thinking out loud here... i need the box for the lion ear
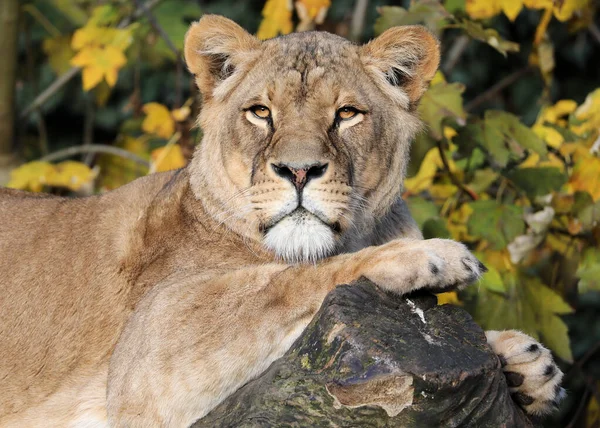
[360,26,440,107]
[184,15,261,97]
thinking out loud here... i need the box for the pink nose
[271,163,328,192]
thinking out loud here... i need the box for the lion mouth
[260,207,341,236]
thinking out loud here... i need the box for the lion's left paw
[485,330,566,415]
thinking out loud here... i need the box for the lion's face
[185,16,439,263]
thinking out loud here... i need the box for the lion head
[184,15,439,263]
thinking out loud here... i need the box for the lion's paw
[362,238,486,295]
[486,330,566,415]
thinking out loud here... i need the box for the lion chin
[263,209,336,263]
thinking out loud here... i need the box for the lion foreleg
[106,238,482,427]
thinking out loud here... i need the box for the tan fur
[0,15,561,427]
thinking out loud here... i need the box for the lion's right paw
[361,238,486,295]
[486,330,566,415]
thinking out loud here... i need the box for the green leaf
[468,200,525,249]
[477,261,506,293]
[523,277,573,362]
[577,248,600,294]
[419,82,466,140]
[454,19,519,56]
[542,122,584,144]
[375,3,450,35]
[465,273,573,362]
[578,199,600,230]
[406,197,439,229]
[422,218,451,239]
[468,168,498,194]
[481,111,547,167]
[505,167,567,197]
[152,0,202,59]
[454,122,484,157]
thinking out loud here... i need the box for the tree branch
[464,66,533,112]
[39,144,150,168]
[588,22,600,46]
[350,0,369,41]
[442,35,470,75]
[437,141,478,200]
[0,0,19,156]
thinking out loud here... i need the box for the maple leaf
[257,0,294,40]
[151,144,186,173]
[7,161,95,192]
[71,45,126,90]
[7,161,56,192]
[142,103,175,139]
[295,0,331,29]
[43,36,75,75]
[70,17,133,91]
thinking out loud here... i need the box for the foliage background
[1,0,599,426]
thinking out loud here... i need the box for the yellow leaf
[524,0,591,22]
[7,161,56,192]
[552,0,590,21]
[47,161,96,191]
[429,183,458,199]
[520,152,564,170]
[151,144,186,172]
[71,45,127,90]
[296,0,330,19]
[587,384,600,428]
[532,99,577,148]
[567,156,600,201]
[404,148,441,193]
[257,0,293,40]
[142,103,175,139]
[447,203,475,242]
[466,0,502,20]
[500,0,523,21]
[430,71,446,86]
[443,126,457,140]
[71,25,133,51]
[43,36,75,75]
[171,106,191,122]
[437,291,462,306]
[573,88,600,137]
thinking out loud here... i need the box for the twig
[35,109,49,155]
[19,0,163,119]
[136,0,179,56]
[465,66,533,112]
[442,35,470,75]
[350,0,369,41]
[564,387,591,428]
[588,22,600,46]
[149,131,181,174]
[39,144,150,167]
[135,0,184,107]
[568,340,600,377]
[437,141,478,200]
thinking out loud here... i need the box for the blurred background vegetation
[0,0,599,426]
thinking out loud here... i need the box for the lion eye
[250,105,271,119]
[336,107,358,120]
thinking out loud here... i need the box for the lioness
[0,15,564,427]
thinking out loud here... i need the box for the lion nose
[271,162,328,192]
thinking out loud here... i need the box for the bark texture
[194,279,532,427]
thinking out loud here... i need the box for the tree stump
[193,279,532,427]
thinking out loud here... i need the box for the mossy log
[194,279,532,427]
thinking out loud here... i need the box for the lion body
[0,15,562,427]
